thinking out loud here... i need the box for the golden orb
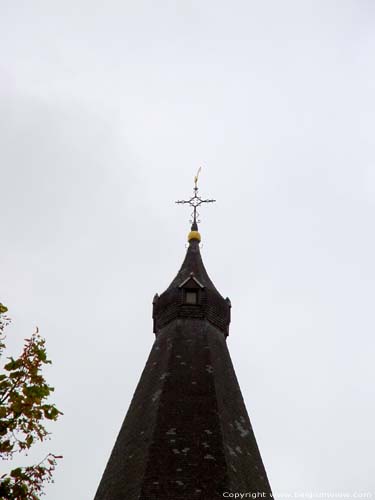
[188,230,201,242]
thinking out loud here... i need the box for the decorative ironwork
[175,167,216,225]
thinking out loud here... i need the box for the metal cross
[175,167,216,226]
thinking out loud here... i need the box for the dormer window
[185,290,198,304]
[179,273,204,306]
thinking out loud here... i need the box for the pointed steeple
[93,174,273,500]
[153,227,231,337]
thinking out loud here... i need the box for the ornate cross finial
[175,168,216,228]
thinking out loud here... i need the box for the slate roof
[94,233,273,500]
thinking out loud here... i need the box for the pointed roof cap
[167,237,219,294]
[153,225,231,336]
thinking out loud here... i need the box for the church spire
[175,167,216,243]
[93,173,273,500]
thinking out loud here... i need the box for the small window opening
[185,290,198,304]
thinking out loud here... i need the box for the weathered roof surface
[94,319,272,500]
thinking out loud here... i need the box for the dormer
[179,273,204,305]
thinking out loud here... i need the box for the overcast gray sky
[1,1,374,499]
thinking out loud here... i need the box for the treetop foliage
[0,303,62,500]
